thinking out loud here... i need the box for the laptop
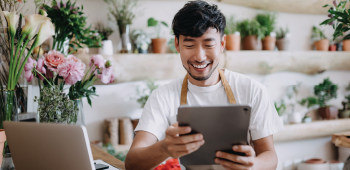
[3,121,119,170]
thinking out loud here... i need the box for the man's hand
[215,145,255,170]
[161,122,205,158]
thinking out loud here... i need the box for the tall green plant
[104,0,138,27]
[238,19,265,39]
[224,15,240,35]
[256,12,277,36]
[148,18,168,38]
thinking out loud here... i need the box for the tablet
[177,104,251,165]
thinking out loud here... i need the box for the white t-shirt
[135,69,283,142]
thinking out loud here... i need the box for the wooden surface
[332,131,350,148]
[91,144,126,170]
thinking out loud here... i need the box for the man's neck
[188,69,221,87]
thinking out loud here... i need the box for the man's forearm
[125,140,169,170]
[253,151,278,170]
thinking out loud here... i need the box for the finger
[216,151,254,166]
[171,140,205,152]
[173,133,203,144]
[215,158,251,170]
[175,142,204,158]
[166,125,191,137]
[233,145,255,156]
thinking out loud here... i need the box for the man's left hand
[215,145,255,170]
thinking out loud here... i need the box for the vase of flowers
[95,22,114,55]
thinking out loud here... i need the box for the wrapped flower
[24,57,37,82]
[44,50,66,72]
[57,57,86,85]
[90,54,105,69]
[36,58,46,81]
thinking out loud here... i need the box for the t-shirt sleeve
[249,85,284,141]
[134,89,170,141]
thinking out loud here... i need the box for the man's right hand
[161,122,205,158]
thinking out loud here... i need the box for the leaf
[147,18,158,27]
[87,96,92,107]
[161,21,168,27]
[320,18,336,25]
[344,33,350,40]
[323,4,331,7]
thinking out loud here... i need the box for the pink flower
[90,54,105,69]
[57,59,86,85]
[109,71,115,84]
[24,57,37,82]
[44,50,66,72]
[100,61,115,84]
[36,58,46,80]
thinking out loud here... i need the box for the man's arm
[215,135,277,170]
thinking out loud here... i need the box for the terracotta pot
[343,39,350,51]
[262,36,276,51]
[0,130,6,167]
[151,38,167,54]
[314,39,329,51]
[242,35,262,50]
[276,38,290,51]
[226,34,241,51]
[318,106,339,120]
[305,158,326,164]
[329,44,337,51]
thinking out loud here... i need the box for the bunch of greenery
[256,12,277,36]
[237,19,265,39]
[34,85,78,124]
[104,0,138,27]
[274,101,286,116]
[320,0,350,40]
[276,27,289,39]
[43,0,102,54]
[94,22,114,41]
[224,15,240,35]
[102,143,128,162]
[136,79,159,108]
[344,83,350,108]
[311,26,327,42]
[300,78,338,108]
[148,18,168,38]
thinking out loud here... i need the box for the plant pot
[343,39,350,51]
[151,38,167,54]
[305,158,326,164]
[262,36,276,51]
[302,116,312,123]
[242,35,262,50]
[339,109,350,118]
[99,40,114,55]
[314,39,329,51]
[329,44,337,51]
[318,106,338,120]
[137,43,149,54]
[276,38,290,51]
[0,130,6,167]
[288,112,302,124]
[226,33,240,51]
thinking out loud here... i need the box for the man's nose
[193,46,206,62]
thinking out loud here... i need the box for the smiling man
[125,1,283,170]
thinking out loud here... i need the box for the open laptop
[3,121,119,170]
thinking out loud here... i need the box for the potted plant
[311,26,329,51]
[276,27,291,51]
[238,19,265,50]
[135,79,159,108]
[321,0,350,51]
[274,101,286,123]
[95,22,114,55]
[256,12,277,51]
[131,30,151,54]
[104,0,138,53]
[224,15,241,51]
[148,18,169,54]
[339,83,350,118]
[300,78,338,119]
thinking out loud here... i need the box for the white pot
[99,40,114,55]
[288,112,302,124]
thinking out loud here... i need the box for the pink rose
[36,58,46,81]
[57,59,86,85]
[44,50,66,72]
[90,54,105,69]
[24,57,37,82]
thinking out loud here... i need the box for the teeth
[193,64,208,68]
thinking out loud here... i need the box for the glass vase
[74,99,85,126]
[118,22,132,53]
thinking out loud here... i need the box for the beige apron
[180,69,236,170]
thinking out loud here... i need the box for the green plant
[102,143,128,162]
[299,97,320,108]
[256,12,277,36]
[224,15,240,35]
[94,22,114,41]
[320,0,350,41]
[147,17,168,38]
[311,26,327,42]
[237,19,265,39]
[131,29,151,49]
[276,27,289,39]
[104,0,138,27]
[275,101,286,116]
[136,79,159,108]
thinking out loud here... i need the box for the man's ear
[175,36,180,53]
[221,34,226,52]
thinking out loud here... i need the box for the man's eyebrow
[204,38,215,42]
[183,37,195,42]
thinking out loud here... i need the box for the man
[125,1,283,170]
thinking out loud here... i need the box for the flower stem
[14,44,37,86]
[7,36,15,90]
[12,38,31,89]
[12,36,26,87]
[34,69,52,87]
[83,65,94,82]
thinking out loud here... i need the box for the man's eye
[185,45,194,48]
[205,45,214,47]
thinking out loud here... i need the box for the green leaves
[237,19,265,39]
[147,17,169,38]
[68,78,98,107]
[320,18,336,25]
[314,78,338,107]
[256,12,277,37]
[148,17,158,27]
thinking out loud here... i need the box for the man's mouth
[191,63,210,69]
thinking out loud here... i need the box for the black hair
[172,0,226,41]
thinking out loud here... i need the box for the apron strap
[180,69,236,105]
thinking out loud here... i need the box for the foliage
[320,0,350,41]
[147,17,168,38]
[131,29,151,48]
[276,27,289,39]
[299,97,320,108]
[256,12,277,36]
[311,26,327,41]
[224,15,240,35]
[102,143,128,162]
[104,0,138,27]
[136,79,159,108]
[34,0,50,13]
[34,85,78,124]
[44,0,102,54]
[68,78,97,107]
[94,22,114,41]
[274,101,286,116]
[237,19,265,39]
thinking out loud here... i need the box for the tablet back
[177,105,251,165]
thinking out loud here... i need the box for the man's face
[175,28,226,81]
